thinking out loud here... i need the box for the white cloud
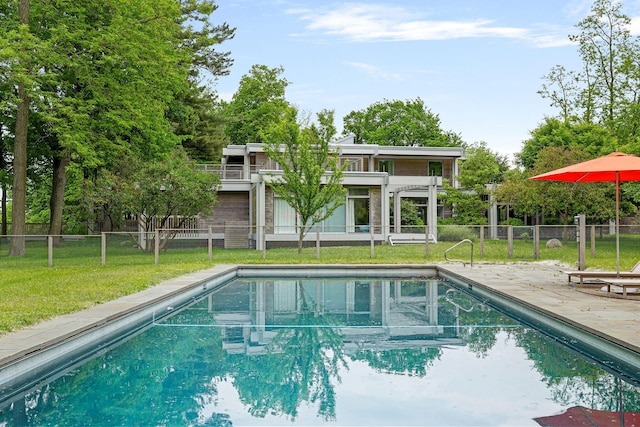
[288,3,572,47]
[630,16,640,35]
[343,61,402,80]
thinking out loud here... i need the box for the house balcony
[197,157,365,181]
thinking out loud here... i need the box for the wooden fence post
[370,225,375,259]
[101,232,106,266]
[154,229,160,265]
[48,235,53,267]
[208,226,213,262]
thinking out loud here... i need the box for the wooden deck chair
[564,260,640,286]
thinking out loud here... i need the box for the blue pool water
[2,276,640,426]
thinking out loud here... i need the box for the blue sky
[211,0,640,159]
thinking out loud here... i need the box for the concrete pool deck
[2,262,640,372]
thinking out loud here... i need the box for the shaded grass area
[1,234,638,335]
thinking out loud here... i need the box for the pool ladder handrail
[444,239,474,267]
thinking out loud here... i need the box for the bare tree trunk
[297,226,304,254]
[48,147,71,246]
[9,0,30,256]
[1,182,7,235]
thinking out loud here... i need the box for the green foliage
[0,0,234,254]
[262,109,348,253]
[398,199,424,228]
[538,0,640,150]
[90,148,219,249]
[518,118,617,170]
[342,98,461,146]
[225,64,292,144]
[436,225,477,242]
[501,218,525,227]
[439,184,489,225]
[170,84,230,162]
[458,142,509,192]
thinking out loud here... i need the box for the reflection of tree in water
[0,315,228,426]
[231,283,348,422]
[351,347,441,377]
[513,328,640,413]
[445,287,640,412]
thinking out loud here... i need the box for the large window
[274,198,296,233]
[323,203,346,233]
[347,188,370,232]
[273,188,369,233]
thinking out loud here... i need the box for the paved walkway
[2,262,640,370]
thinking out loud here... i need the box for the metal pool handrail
[444,239,474,267]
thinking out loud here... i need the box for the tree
[539,0,640,149]
[570,0,632,129]
[225,64,291,145]
[262,109,348,253]
[518,118,617,170]
[499,146,617,225]
[458,142,509,192]
[0,0,234,253]
[5,0,33,255]
[342,98,461,147]
[538,65,581,123]
[439,142,508,225]
[171,84,229,162]
[97,148,219,251]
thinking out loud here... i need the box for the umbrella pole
[616,172,620,277]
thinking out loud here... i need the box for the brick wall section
[204,192,250,228]
[391,159,428,176]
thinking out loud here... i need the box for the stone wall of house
[370,186,381,233]
[265,187,274,234]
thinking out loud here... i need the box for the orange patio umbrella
[530,152,640,275]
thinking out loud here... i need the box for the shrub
[437,225,476,242]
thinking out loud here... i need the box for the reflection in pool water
[2,278,640,426]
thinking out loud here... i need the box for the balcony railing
[198,157,365,180]
[196,164,260,180]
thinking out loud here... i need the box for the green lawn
[1,235,637,335]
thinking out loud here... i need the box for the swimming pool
[1,266,640,425]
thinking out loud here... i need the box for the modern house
[198,136,465,250]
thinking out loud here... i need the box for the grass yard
[1,233,638,335]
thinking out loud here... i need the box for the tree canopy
[343,98,462,147]
[538,0,640,152]
[224,64,292,145]
[0,0,234,253]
